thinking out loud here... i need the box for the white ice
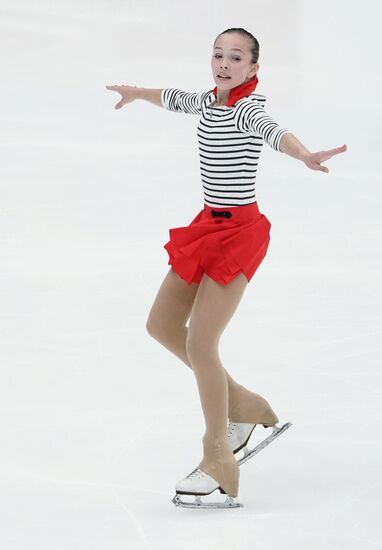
[0,0,381,549]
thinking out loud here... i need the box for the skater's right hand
[105,84,139,110]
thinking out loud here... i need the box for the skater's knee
[146,319,164,341]
[146,319,182,346]
[185,333,216,364]
[145,320,151,333]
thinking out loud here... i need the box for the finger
[327,145,347,156]
[318,148,344,162]
[311,162,329,173]
[334,145,347,155]
[106,85,121,91]
[315,161,329,172]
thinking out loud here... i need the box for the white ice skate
[228,421,292,466]
[172,468,243,509]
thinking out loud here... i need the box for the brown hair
[214,28,260,64]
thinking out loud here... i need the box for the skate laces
[186,468,205,481]
[228,422,237,437]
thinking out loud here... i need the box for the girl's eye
[213,54,241,61]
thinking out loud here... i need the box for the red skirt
[163,201,271,286]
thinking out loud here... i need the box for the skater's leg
[184,272,250,496]
[186,272,248,439]
[146,267,242,392]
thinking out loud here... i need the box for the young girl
[106,27,347,509]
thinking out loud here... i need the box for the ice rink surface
[0,0,381,548]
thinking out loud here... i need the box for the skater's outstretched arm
[279,133,348,173]
[105,84,164,109]
[106,84,210,115]
[234,99,348,173]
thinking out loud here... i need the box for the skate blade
[236,421,292,466]
[172,493,243,509]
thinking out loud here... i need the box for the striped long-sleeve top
[161,88,290,207]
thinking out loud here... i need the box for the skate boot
[228,385,292,466]
[172,434,243,509]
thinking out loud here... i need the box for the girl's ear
[249,62,259,78]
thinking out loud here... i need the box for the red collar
[212,75,259,107]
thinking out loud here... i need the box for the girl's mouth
[217,75,231,80]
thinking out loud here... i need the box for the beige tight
[146,267,278,496]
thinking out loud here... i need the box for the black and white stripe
[161,88,290,207]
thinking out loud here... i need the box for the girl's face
[211,33,259,90]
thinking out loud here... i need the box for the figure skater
[106,27,347,509]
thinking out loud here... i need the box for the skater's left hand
[303,144,347,173]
